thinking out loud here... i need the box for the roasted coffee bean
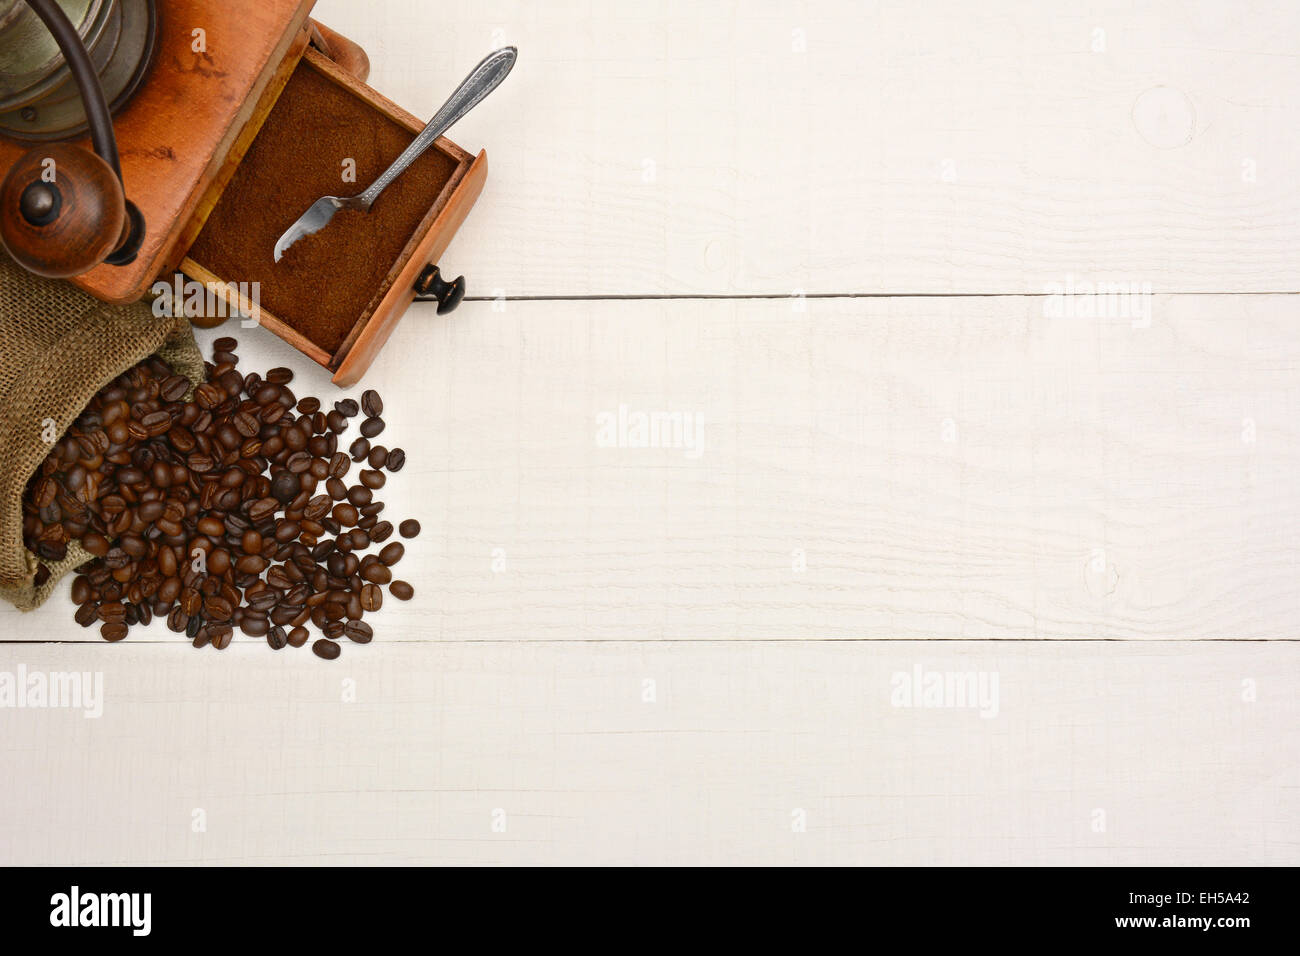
[349,437,370,461]
[101,621,127,642]
[297,396,320,414]
[179,588,202,616]
[312,638,341,660]
[270,604,298,626]
[213,336,238,352]
[305,494,332,521]
[347,485,373,507]
[359,416,384,438]
[157,576,182,604]
[267,625,288,650]
[253,383,281,406]
[328,452,351,478]
[361,561,391,585]
[204,596,234,621]
[98,600,126,623]
[360,582,383,611]
[369,521,394,543]
[359,469,385,490]
[287,626,309,648]
[332,503,359,527]
[235,554,268,576]
[208,549,232,576]
[161,375,191,402]
[326,410,347,433]
[326,477,347,501]
[379,542,405,566]
[399,519,421,539]
[366,445,387,469]
[360,389,382,417]
[246,589,278,613]
[141,410,172,436]
[344,620,373,644]
[194,382,224,408]
[210,625,233,650]
[266,367,294,385]
[197,516,224,536]
[247,497,277,523]
[389,580,414,601]
[270,470,301,503]
[335,398,359,417]
[385,448,405,472]
[70,576,92,604]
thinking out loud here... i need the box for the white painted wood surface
[2,0,1298,865]
[1,641,1294,866]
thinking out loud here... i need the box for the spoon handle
[358,46,517,208]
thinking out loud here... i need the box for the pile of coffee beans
[21,337,418,660]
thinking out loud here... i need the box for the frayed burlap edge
[0,258,205,612]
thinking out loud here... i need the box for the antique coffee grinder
[0,0,156,276]
[0,0,493,386]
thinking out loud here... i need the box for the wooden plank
[0,640,1293,865]
[4,293,1298,643]
[310,0,1300,296]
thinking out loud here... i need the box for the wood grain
[0,640,1292,865]
[313,0,1300,296]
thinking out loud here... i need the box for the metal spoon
[273,46,516,262]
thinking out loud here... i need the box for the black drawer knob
[414,264,465,315]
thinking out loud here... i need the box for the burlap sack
[0,257,205,611]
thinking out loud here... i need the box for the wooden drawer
[180,45,486,386]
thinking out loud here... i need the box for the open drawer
[180,45,486,386]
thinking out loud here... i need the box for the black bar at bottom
[0,865,1286,944]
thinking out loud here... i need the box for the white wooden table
[1,0,1297,865]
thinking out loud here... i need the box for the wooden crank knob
[0,143,127,278]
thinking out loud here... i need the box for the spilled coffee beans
[21,340,426,661]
